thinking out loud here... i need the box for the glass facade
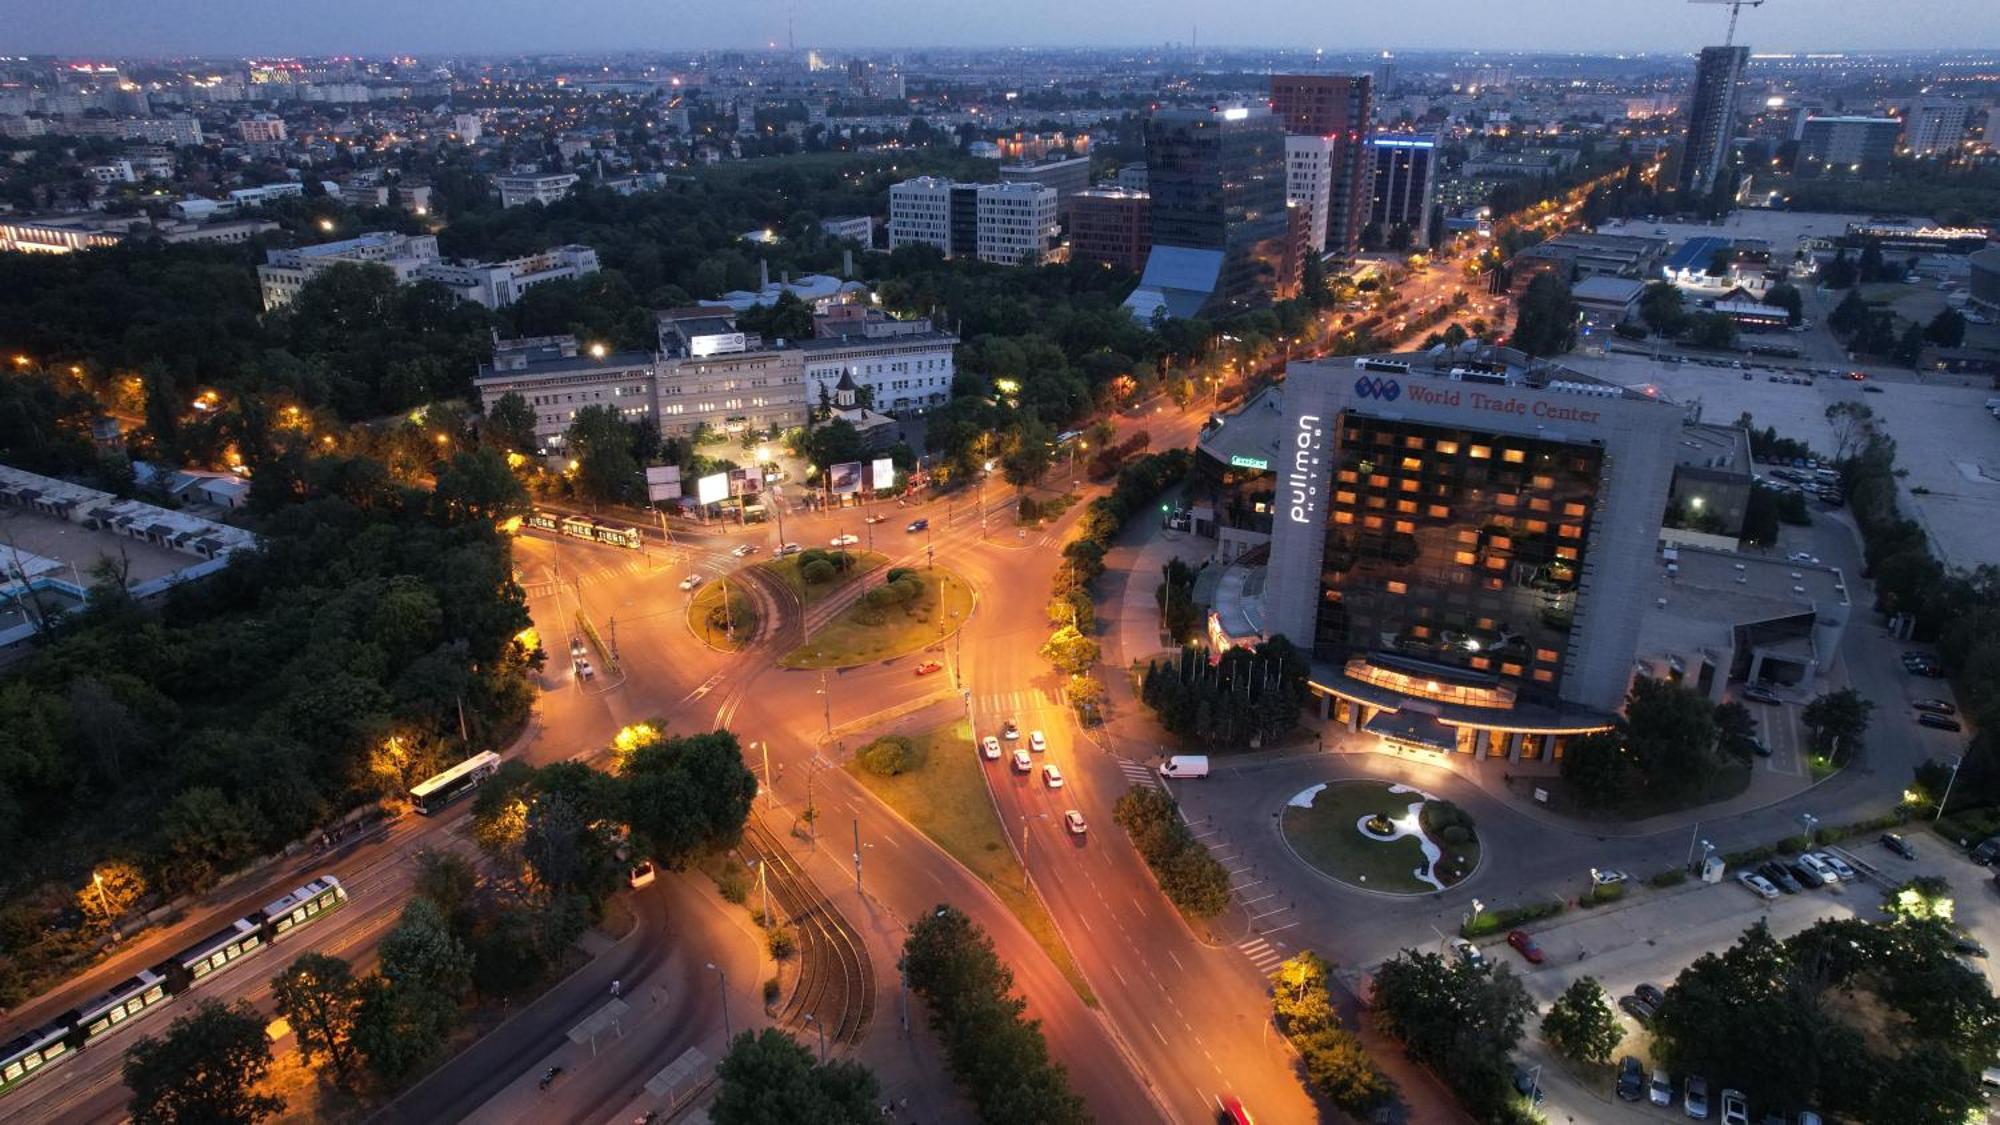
[1313,414,1603,702]
[1145,109,1295,314]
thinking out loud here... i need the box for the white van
[1158,755,1210,779]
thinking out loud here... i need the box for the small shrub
[1580,882,1626,908]
[1722,844,1775,866]
[1018,496,1040,522]
[857,735,922,777]
[1441,824,1472,846]
[1648,869,1688,888]
[1776,834,1810,855]
[767,926,798,960]
[763,976,780,1004]
[886,566,915,583]
[800,558,836,585]
[714,860,750,904]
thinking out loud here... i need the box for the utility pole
[757,859,770,924]
[607,614,619,662]
[852,818,862,893]
[761,741,778,807]
[820,669,832,736]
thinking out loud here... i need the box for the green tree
[124,1000,284,1125]
[1685,311,1738,350]
[1622,677,1720,797]
[271,952,361,1083]
[1822,248,1858,289]
[483,391,538,452]
[1713,700,1759,760]
[1541,975,1622,1064]
[1801,687,1874,764]
[1370,948,1533,1116]
[1827,288,1869,336]
[1925,308,1967,349]
[412,848,481,940]
[711,1028,881,1125]
[1897,321,1927,368]
[76,859,147,933]
[1639,281,1688,336]
[155,787,264,895]
[431,447,528,525]
[1037,625,1101,676]
[1762,282,1804,326]
[619,729,757,868]
[856,735,920,776]
[564,404,642,504]
[351,973,460,1082]
[1511,272,1578,357]
[379,897,473,999]
[1295,1025,1392,1113]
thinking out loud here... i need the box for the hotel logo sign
[1287,414,1324,525]
[1353,375,1402,401]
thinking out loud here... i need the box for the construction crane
[1688,0,1767,47]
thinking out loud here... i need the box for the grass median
[760,548,885,606]
[686,578,757,652]
[844,719,1096,1005]
[781,565,974,669]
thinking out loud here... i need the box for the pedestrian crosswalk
[1115,758,1162,790]
[1238,936,1287,974]
[973,689,1059,716]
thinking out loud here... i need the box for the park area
[760,547,884,606]
[843,721,1091,1001]
[781,564,974,669]
[1281,779,1481,894]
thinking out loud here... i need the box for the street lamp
[1798,812,1819,844]
[804,1012,826,1062]
[1936,756,1964,822]
[704,962,731,1039]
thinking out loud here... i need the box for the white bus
[409,751,502,815]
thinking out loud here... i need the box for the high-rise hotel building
[1261,349,1683,761]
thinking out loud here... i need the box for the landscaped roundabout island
[1281,779,1482,894]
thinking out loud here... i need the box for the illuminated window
[1496,493,1518,508]
[1428,504,1450,518]
[1483,577,1504,591]
[1333,511,1354,525]
[1457,529,1479,543]
[1536,648,1560,663]
[1394,519,1415,533]
[1501,662,1524,677]
[1555,546,1579,560]
[1533,669,1556,683]
[1485,557,1507,570]
[1470,656,1492,670]
[1491,515,1515,528]
[1336,490,1357,505]
[1366,495,1386,509]
[1338,470,1358,483]
[1364,515,1385,530]
[1396,500,1418,514]
[1470,444,1492,459]
[1559,523,1584,539]
[1532,474,1555,490]
[1529,497,1551,512]
[1477,617,1496,630]
[1400,456,1422,472]
[1502,448,1526,464]
[1369,474,1389,488]
[1385,580,1408,595]
[1399,479,1420,493]
[1411,625,1432,638]
[1454,550,1478,565]
[1563,502,1587,517]
[1436,440,1459,455]
[1490,536,1513,551]
[1525,519,1550,533]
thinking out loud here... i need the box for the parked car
[1794,853,1839,886]
[1634,982,1667,1009]
[1619,994,1658,1023]
[1506,929,1545,964]
[829,533,859,547]
[1737,871,1780,899]
[981,736,1001,760]
[1742,684,1782,705]
[1651,1069,1675,1106]
[1720,1088,1749,1125]
[905,518,929,533]
[1913,699,1958,715]
[1513,1067,1544,1104]
[1685,1076,1713,1118]
[1787,551,1819,564]
[1879,832,1917,860]
[1011,749,1032,772]
[1918,713,1964,732]
[1042,764,1065,789]
[1758,861,1802,894]
[1748,738,1774,758]
[863,514,887,524]
[1811,851,1855,881]
[914,660,944,676]
[1971,836,2000,865]
[1617,1057,1646,1101]
[1862,384,1884,393]
[1450,938,1484,968]
[1064,810,1087,835]
[1590,868,1630,886]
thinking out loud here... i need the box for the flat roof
[1667,235,1733,272]
[1656,543,1848,624]
[476,350,654,381]
[1196,384,1289,469]
[1572,275,1645,304]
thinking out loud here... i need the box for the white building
[888,176,953,254]
[451,113,482,144]
[1904,98,1970,158]
[86,160,136,184]
[122,116,203,146]
[496,172,580,208]
[420,245,601,309]
[820,215,875,243]
[235,113,287,144]
[1286,134,1335,256]
[341,179,432,214]
[257,231,600,311]
[975,181,1058,266]
[227,182,306,207]
[799,317,957,416]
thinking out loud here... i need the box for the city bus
[408,751,502,815]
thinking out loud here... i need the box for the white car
[1719,1088,1749,1125]
[1030,730,1047,752]
[1650,1069,1673,1106]
[1811,851,1855,881]
[981,736,1002,760]
[574,656,594,681]
[777,542,803,556]
[1064,810,1087,835]
[1012,749,1032,773]
[1042,764,1065,789]
[1787,551,1820,564]
[731,544,758,558]
[1685,1076,1710,1119]
[1794,853,1838,886]
[829,533,859,547]
[627,861,656,889]
[1590,867,1629,886]
[1450,938,1484,968]
[678,574,703,591]
[1737,871,1779,900]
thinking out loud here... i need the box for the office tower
[1680,45,1749,196]
[1904,98,1970,158]
[1123,105,1297,321]
[1797,116,1901,177]
[1069,188,1151,272]
[887,176,1056,265]
[1368,135,1438,248]
[997,155,1093,222]
[887,177,952,254]
[974,182,1059,266]
[1269,74,1373,259]
[1286,134,1334,256]
[1262,350,1683,755]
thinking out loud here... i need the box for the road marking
[1150,1020,1169,1047]
[1110,963,1127,987]
[1167,949,1185,972]
[1240,892,1277,906]
[1258,920,1302,935]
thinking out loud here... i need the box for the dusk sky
[10,0,1992,57]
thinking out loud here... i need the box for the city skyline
[9,0,1996,57]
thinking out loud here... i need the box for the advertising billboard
[829,461,863,495]
[727,468,762,497]
[644,465,682,502]
[871,457,896,491]
[696,472,729,506]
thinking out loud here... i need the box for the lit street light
[1936,756,1964,822]
[704,961,731,1039]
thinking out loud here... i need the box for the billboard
[727,468,762,497]
[829,461,863,496]
[871,457,896,490]
[696,472,729,506]
[644,465,681,502]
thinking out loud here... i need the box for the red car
[1506,929,1545,964]
[914,660,944,676]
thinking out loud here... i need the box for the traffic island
[843,721,1095,1004]
[1281,779,1481,895]
[686,579,758,652]
[760,548,885,606]
[780,565,974,669]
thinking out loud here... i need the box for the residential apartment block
[256,231,600,311]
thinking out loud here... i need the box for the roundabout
[1280,778,1482,895]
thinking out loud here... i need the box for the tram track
[739,820,875,1046]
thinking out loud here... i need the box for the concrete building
[1681,45,1748,196]
[476,336,660,451]
[1904,98,1970,158]
[975,181,1059,266]
[1571,275,1646,329]
[1116,163,1148,190]
[1367,134,1438,248]
[1634,544,1849,700]
[496,172,580,208]
[887,176,953,254]
[419,245,602,310]
[235,113,287,143]
[1511,232,1669,287]
[799,316,958,416]
[451,113,482,143]
[1667,421,1753,538]
[1247,347,1685,762]
[997,155,1092,222]
[1268,74,1373,259]
[1286,134,1334,257]
[1124,105,1299,321]
[341,179,432,214]
[1797,116,1901,177]
[819,215,875,243]
[123,116,203,146]
[1970,247,2000,314]
[257,232,600,312]
[1068,188,1151,272]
